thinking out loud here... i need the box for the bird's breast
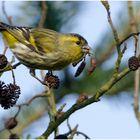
[11,42,72,70]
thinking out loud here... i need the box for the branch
[15,91,49,107]
[133,36,139,122]
[12,91,50,122]
[14,108,47,135]
[76,131,90,139]
[128,1,140,123]
[42,67,131,138]
[46,89,58,137]
[101,0,120,54]
[119,32,140,47]
[38,1,47,28]
[128,1,138,33]
[113,43,127,75]
[101,0,125,75]
[66,118,90,139]
[2,1,12,25]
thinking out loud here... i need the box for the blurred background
[0,1,140,139]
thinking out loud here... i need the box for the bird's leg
[29,69,48,86]
[12,62,21,69]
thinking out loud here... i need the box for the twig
[2,1,12,25]
[113,42,127,75]
[134,36,140,122]
[57,103,66,114]
[9,56,16,84]
[67,118,72,131]
[14,106,21,118]
[11,68,16,85]
[122,42,127,54]
[128,1,140,123]
[15,91,49,107]
[68,124,78,139]
[12,91,49,130]
[127,1,138,54]
[76,131,90,139]
[2,45,8,55]
[101,0,120,54]
[12,62,21,69]
[101,0,122,74]
[128,1,138,33]
[38,1,47,28]
[97,23,135,66]
[46,89,58,136]
[14,109,47,135]
[119,32,140,47]
[134,35,138,55]
[10,56,15,64]
[0,62,21,74]
[13,91,49,123]
[66,118,89,139]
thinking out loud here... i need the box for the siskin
[0,22,91,74]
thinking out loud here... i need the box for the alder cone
[128,56,139,71]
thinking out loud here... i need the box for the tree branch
[101,0,120,54]
[38,1,47,28]
[15,91,49,107]
[2,1,13,25]
[119,32,140,47]
[128,1,140,123]
[42,67,131,138]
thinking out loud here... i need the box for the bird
[0,22,91,84]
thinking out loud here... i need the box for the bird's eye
[76,41,81,45]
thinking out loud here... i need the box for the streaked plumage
[0,22,90,70]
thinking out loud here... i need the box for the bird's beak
[82,45,91,54]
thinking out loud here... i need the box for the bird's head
[58,33,92,65]
[68,33,91,55]
[59,33,91,54]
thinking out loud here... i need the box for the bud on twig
[5,117,18,129]
[77,95,88,103]
[56,111,65,119]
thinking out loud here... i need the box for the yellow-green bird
[0,22,91,74]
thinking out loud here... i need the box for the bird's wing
[31,28,59,53]
[0,22,60,55]
[7,27,40,54]
[0,22,40,54]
